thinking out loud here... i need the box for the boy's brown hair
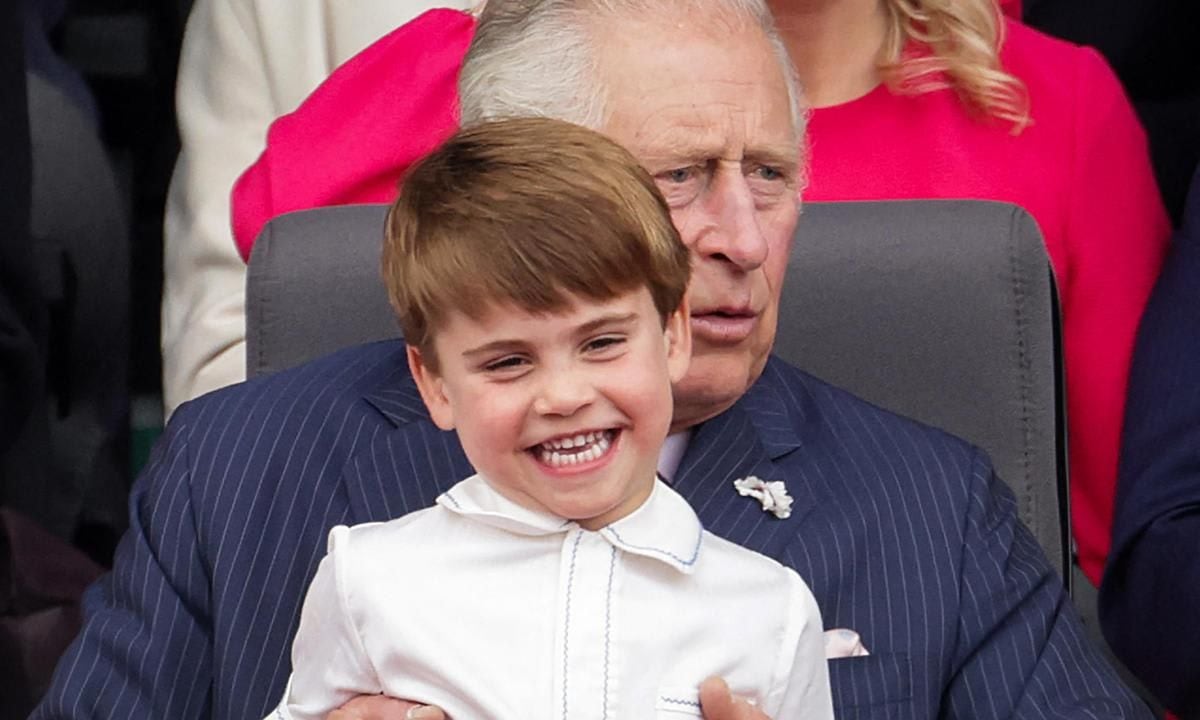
[382,117,691,369]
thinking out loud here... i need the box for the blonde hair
[878,0,1030,132]
[383,117,690,369]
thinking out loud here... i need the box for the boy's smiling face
[408,288,690,530]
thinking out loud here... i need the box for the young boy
[271,118,834,720]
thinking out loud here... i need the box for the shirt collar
[436,474,704,575]
[599,480,703,575]
[656,430,691,484]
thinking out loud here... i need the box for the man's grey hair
[458,0,806,139]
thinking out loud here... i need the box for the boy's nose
[533,371,596,417]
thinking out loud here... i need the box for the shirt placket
[554,528,620,720]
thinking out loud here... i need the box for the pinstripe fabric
[34,341,1147,719]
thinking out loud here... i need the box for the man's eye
[655,166,705,206]
[664,167,695,184]
[754,165,784,181]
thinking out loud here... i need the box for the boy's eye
[482,355,529,373]
[584,335,626,355]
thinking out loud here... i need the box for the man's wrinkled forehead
[595,38,799,172]
[594,12,795,119]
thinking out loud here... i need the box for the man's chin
[671,359,755,432]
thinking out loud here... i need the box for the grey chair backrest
[247,200,1068,578]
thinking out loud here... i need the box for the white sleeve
[766,569,835,720]
[161,0,276,414]
[273,526,383,720]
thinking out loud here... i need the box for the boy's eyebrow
[574,311,639,337]
[460,311,640,360]
[461,339,529,361]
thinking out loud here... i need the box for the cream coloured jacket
[162,0,472,414]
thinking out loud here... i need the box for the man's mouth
[690,308,758,343]
[531,429,617,468]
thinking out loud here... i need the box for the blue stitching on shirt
[442,490,462,509]
[660,696,703,708]
[605,525,702,567]
[563,530,583,719]
[602,544,616,720]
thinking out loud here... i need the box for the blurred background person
[2,11,104,720]
[1,0,45,464]
[160,0,473,416]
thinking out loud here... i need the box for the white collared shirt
[657,430,691,483]
[273,476,833,720]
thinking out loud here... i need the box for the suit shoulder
[173,339,419,429]
[759,356,980,460]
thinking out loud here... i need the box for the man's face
[596,16,802,431]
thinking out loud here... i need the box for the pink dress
[230,9,1169,585]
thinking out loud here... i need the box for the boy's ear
[407,345,456,431]
[664,296,692,384]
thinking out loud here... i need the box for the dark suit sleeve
[32,407,217,718]
[946,451,1151,718]
[1100,167,1200,717]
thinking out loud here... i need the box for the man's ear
[665,296,692,384]
[407,345,456,430]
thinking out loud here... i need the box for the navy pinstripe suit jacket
[34,342,1147,719]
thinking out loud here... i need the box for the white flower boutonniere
[733,476,793,519]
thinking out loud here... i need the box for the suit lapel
[341,366,473,525]
[675,361,825,558]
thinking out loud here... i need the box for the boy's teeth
[538,431,612,467]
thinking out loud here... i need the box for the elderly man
[36,1,1146,718]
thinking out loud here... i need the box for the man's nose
[532,368,596,417]
[692,167,769,271]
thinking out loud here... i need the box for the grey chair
[246,199,1069,579]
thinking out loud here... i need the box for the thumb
[699,676,736,719]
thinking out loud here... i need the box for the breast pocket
[828,653,913,720]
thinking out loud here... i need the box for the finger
[699,677,771,720]
[699,676,736,719]
[327,695,445,720]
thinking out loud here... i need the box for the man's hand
[326,696,445,720]
[699,677,772,720]
[323,680,761,720]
